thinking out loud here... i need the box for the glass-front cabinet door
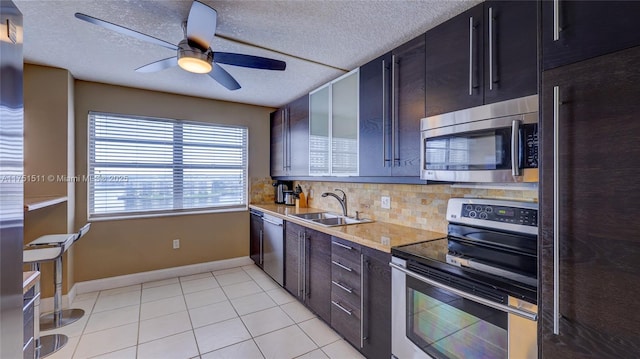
[309,69,359,176]
[309,85,330,175]
[331,71,359,175]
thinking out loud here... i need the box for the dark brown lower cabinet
[284,222,331,323]
[329,237,391,359]
[249,210,263,268]
[540,45,640,358]
[361,247,391,359]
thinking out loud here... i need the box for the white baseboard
[75,256,252,295]
[39,256,253,311]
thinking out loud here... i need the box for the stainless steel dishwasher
[261,214,284,286]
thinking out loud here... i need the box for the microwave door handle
[511,120,521,176]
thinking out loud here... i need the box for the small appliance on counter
[283,191,296,206]
[273,180,292,204]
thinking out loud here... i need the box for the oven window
[406,276,507,359]
[424,128,510,171]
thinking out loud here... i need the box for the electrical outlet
[173,239,180,249]
[381,236,391,246]
[381,196,391,209]
[309,189,314,198]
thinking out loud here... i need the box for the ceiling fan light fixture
[177,40,213,74]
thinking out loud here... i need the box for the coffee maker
[273,180,293,204]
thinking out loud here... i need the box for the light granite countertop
[249,204,446,253]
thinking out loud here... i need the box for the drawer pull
[332,300,353,316]
[332,260,353,272]
[331,280,353,294]
[331,241,354,250]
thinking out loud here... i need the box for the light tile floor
[43,265,365,359]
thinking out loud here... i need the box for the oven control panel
[461,204,537,227]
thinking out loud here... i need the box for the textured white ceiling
[14,0,479,108]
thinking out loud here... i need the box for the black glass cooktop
[392,236,537,304]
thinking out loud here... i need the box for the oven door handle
[389,262,538,321]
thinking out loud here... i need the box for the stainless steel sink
[288,212,372,227]
[289,212,339,221]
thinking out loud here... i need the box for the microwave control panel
[523,124,538,168]
[462,204,537,227]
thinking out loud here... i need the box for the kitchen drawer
[331,248,361,273]
[331,296,361,348]
[331,255,360,288]
[331,278,360,310]
[330,237,360,259]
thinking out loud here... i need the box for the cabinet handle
[381,59,390,166]
[331,280,353,294]
[331,300,353,316]
[488,7,495,90]
[259,230,263,265]
[469,16,474,96]
[391,54,399,166]
[553,85,561,335]
[287,108,292,170]
[281,108,286,171]
[297,231,302,298]
[332,260,353,272]
[511,120,521,176]
[360,254,367,348]
[331,240,354,251]
[263,218,283,226]
[553,0,561,41]
[302,231,307,299]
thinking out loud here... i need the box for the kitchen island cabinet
[540,45,640,358]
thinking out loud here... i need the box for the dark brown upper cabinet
[540,46,640,358]
[359,34,425,178]
[270,94,309,177]
[359,52,392,177]
[541,1,640,70]
[425,1,537,117]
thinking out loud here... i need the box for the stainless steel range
[391,198,538,359]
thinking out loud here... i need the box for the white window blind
[88,112,248,219]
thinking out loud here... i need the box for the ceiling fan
[74,1,286,91]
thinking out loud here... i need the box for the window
[88,112,248,220]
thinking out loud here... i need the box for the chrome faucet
[321,189,348,217]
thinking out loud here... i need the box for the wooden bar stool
[23,223,90,357]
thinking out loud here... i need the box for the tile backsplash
[250,177,537,233]
[295,181,538,233]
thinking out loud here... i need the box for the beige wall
[23,64,74,297]
[73,81,273,282]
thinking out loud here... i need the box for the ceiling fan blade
[135,57,178,73]
[213,52,286,71]
[75,13,178,51]
[209,63,241,91]
[186,1,217,50]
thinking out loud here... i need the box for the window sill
[88,206,248,222]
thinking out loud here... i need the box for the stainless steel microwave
[420,95,538,183]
